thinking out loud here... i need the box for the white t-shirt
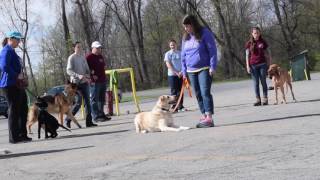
[164,50,182,76]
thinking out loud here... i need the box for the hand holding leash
[171,77,192,112]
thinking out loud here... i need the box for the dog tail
[59,124,72,132]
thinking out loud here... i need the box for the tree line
[1,0,320,95]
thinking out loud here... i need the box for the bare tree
[272,0,301,57]
[12,0,38,94]
[102,0,150,84]
[61,0,71,55]
[74,0,94,49]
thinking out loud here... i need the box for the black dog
[35,97,71,139]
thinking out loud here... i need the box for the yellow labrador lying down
[134,95,190,133]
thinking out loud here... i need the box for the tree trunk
[61,0,71,55]
[130,0,150,84]
[272,0,295,57]
[13,0,38,94]
[212,0,245,72]
[75,0,92,50]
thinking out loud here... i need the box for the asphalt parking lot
[0,73,320,180]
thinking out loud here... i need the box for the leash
[171,77,192,112]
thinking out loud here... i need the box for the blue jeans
[90,82,107,120]
[65,82,92,124]
[250,63,268,98]
[188,69,214,115]
[168,75,184,109]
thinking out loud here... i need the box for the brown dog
[268,64,297,104]
[134,95,190,133]
[27,82,81,133]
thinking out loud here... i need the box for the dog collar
[161,108,170,112]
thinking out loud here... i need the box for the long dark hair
[182,14,203,41]
[249,27,263,53]
[2,38,8,47]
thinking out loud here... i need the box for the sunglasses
[10,37,22,41]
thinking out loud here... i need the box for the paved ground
[0,73,320,180]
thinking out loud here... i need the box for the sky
[0,0,58,70]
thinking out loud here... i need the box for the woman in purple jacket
[181,14,218,128]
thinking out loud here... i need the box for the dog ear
[70,83,77,89]
[276,66,281,76]
[159,96,165,102]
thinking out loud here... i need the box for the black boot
[262,97,268,106]
[253,97,261,106]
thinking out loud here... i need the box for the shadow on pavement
[58,129,130,140]
[219,113,320,127]
[216,103,251,109]
[96,121,132,128]
[295,98,320,103]
[0,145,94,159]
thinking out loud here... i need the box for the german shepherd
[27,82,82,134]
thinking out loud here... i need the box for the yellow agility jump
[105,67,141,116]
[81,67,140,117]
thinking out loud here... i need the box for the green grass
[120,95,158,103]
[119,77,250,103]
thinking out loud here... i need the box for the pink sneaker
[199,115,206,121]
[197,117,214,128]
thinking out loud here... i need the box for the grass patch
[120,95,158,103]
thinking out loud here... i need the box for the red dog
[268,64,297,104]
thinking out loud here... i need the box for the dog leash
[172,77,192,112]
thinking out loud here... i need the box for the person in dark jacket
[0,31,32,144]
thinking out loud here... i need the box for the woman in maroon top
[245,27,272,106]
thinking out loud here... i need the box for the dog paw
[273,102,278,105]
[179,126,191,130]
[141,130,148,133]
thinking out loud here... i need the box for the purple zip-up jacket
[181,28,218,76]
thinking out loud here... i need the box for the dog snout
[168,95,177,104]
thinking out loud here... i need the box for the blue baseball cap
[6,31,23,39]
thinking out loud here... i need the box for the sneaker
[196,117,214,128]
[94,114,110,122]
[86,123,98,127]
[196,120,214,128]
[103,114,112,121]
[253,101,261,106]
[199,115,206,121]
[178,107,186,112]
[94,117,106,123]
[262,98,268,106]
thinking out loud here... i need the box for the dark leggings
[2,86,28,142]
